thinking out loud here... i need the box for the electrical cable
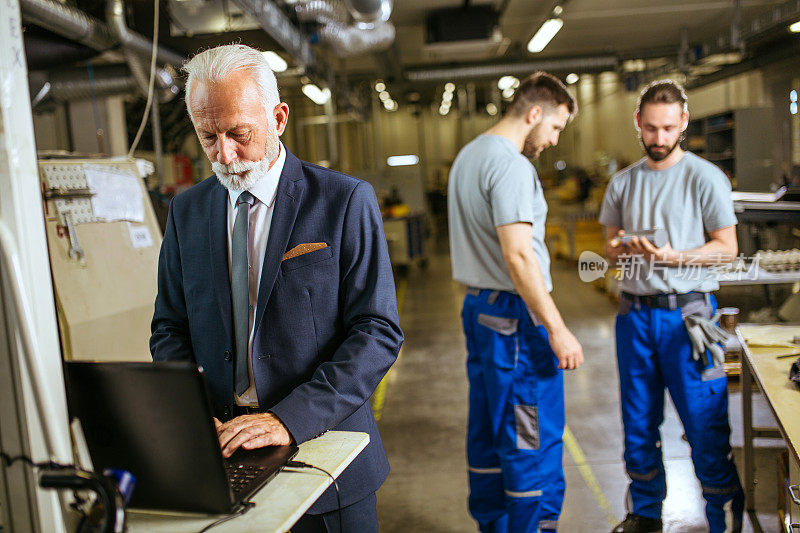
[127,0,160,157]
[286,460,342,532]
[197,501,255,532]
[0,450,76,471]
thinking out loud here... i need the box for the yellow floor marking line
[563,424,619,527]
[371,277,407,421]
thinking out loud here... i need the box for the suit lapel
[253,150,306,340]
[209,182,233,345]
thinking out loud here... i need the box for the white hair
[183,44,280,124]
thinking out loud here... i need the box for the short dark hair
[507,72,577,118]
[636,79,688,116]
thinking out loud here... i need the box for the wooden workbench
[737,324,800,532]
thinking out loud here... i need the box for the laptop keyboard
[225,463,269,495]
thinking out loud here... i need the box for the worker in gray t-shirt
[599,80,743,533]
[447,72,582,533]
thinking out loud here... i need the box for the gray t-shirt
[599,152,737,295]
[448,134,552,292]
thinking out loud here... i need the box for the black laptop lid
[63,361,235,513]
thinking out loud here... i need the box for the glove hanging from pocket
[683,311,731,368]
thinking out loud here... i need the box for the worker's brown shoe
[612,513,662,533]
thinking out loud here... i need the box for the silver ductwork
[292,0,395,56]
[106,0,184,68]
[45,66,137,102]
[20,0,184,67]
[407,56,620,82]
[344,0,392,24]
[106,0,180,102]
[319,20,395,55]
[20,0,115,51]
[295,0,347,24]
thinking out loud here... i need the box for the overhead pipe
[20,0,115,51]
[293,0,395,56]
[407,56,619,82]
[344,0,392,24]
[106,0,184,68]
[228,0,314,66]
[106,0,180,102]
[46,65,137,102]
[318,19,395,55]
[20,0,184,67]
[294,0,347,24]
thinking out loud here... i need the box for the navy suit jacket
[150,149,403,512]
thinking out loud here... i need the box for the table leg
[742,353,762,532]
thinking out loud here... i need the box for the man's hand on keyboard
[215,413,293,458]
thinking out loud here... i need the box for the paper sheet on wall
[84,165,144,223]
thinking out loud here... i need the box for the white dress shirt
[227,142,286,406]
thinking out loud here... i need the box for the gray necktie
[232,191,255,396]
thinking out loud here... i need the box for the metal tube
[151,96,164,188]
[106,0,184,67]
[407,56,619,82]
[20,0,184,66]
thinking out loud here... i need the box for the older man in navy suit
[150,44,403,532]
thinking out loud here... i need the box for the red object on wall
[172,155,193,187]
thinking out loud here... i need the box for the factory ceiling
[21,0,800,112]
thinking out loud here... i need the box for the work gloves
[683,311,731,368]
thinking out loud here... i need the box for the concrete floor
[374,251,782,532]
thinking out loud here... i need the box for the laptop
[63,361,298,514]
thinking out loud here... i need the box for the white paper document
[127,223,153,249]
[85,165,145,223]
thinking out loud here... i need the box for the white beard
[212,137,280,192]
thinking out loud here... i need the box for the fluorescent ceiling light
[387,155,419,166]
[791,90,798,102]
[790,20,800,32]
[527,18,563,53]
[301,84,331,105]
[566,73,579,85]
[263,51,288,72]
[623,59,646,72]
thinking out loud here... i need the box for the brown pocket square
[282,242,328,261]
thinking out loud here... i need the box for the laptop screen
[63,361,237,513]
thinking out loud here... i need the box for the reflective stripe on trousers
[462,289,564,532]
[615,294,743,533]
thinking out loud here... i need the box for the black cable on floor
[286,460,343,532]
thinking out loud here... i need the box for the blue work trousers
[462,289,564,533]
[615,294,744,532]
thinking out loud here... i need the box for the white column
[0,0,74,531]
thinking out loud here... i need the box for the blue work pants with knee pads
[615,293,744,532]
[462,289,564,533]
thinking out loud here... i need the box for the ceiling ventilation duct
[106,0,180,102]
[293,0,395,56]
[20,0,182,101]
[344,0,392,24]
[20,0,184,67]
